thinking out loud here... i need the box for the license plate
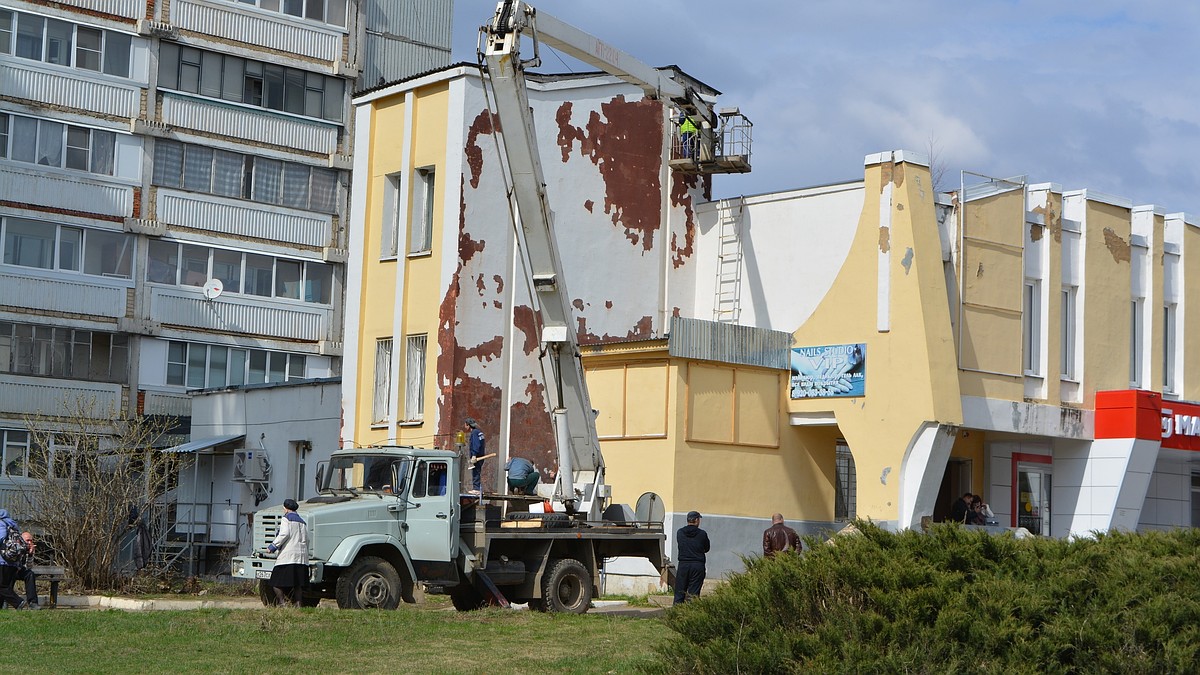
[255,570,272,579]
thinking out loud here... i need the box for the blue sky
[452,1,1200,215]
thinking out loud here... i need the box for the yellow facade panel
[588,365,626,438]
[961,242,1023,313]
[959,306,1021,375]
[625,362,668,438]
[687,364,734,444]
[735,369,781,447]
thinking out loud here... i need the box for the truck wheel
[541,558,592,614]
[335,556,402,610]
[449,582,487,611]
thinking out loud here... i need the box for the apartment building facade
[0,0,450,524]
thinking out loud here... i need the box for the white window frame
[1130,297,1144,387]
[408,167,434,255]
[381,172,401,258]
[1060,285,1078,381]
[403,334,427,423]
[1023,279,1041,376]
[372,337,393,425]
[1164,303,1177,394]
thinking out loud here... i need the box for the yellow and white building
[348,64,1200,578]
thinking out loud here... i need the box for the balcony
[0,165,134,218]
[54,0,142,19]
[172,0,344,63]
[161,92,339,155]
[0,374,123,418]
[0,269,128,318]
[157,189,333,248]
[147,285,333,342]
[1,61,143,118]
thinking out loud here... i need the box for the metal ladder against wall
[712,197,745,323]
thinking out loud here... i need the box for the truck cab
[231,446,460,608]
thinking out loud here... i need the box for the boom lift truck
[230,1,751,613]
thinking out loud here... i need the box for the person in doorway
[465,417,486,493]
[762,513,802,557]
[971,495,997,525]
[0,510,30,609]
[950,492,973,524]
[266,499,309,607]
[505,456,539,495]
[674,511,710,605]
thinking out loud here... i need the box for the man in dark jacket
[762,513,802,557]
[674,511,710,605]
[950,492,973,523]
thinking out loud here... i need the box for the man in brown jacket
[762,513,802,557]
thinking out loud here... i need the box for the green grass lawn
[0,603,670,674]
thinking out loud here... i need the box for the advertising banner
[790,343,866,399]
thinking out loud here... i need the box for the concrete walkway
[49,595,663,615]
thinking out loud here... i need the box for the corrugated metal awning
[160,434,245,454]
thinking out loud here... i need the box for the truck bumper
[232,556,325,583]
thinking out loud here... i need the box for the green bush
[652,522,1200,674]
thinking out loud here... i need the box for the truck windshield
[322,455,410,494]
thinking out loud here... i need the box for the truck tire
[541,558,592,614]
[335,556,402,610]
[449,581,487,611]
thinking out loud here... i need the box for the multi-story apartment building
[0,0,450,539]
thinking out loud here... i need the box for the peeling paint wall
[354,70,705,489]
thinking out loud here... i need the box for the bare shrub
[17,396,181,590]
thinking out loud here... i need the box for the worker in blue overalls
[464,417,486,493]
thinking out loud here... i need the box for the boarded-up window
[687,363,780,447]
[589,361,668,439]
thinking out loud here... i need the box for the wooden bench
[29,565,66,608]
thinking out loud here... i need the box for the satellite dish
[202,278,224,300]
[634,491,665,525]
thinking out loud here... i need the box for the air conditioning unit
[234,450,267,482]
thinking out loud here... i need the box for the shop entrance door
[1016,463,1052,535]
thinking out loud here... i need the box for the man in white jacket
[266,498,309,606]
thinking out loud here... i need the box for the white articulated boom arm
[480,1,710,520]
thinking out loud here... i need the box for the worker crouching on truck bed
[505,456,539,495]
[266,499,309,607]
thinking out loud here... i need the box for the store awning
[160,434,245,455]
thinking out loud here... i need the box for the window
[1192,473,1200,528]
[144,242,332,304]
[166,340,306,388]
[217,0,349,28]
[1,429,31,478]
[1060,286,1077,380]
[152,140,339,213]
[373,338,393,424]
[0,113,116,175]
[1,9,133,77]
[1164,304,1178,394]
[1130,298,1144,387]
[409,168,435,254]
[404,335,426,422]
[0,321,127,382]
[382,173,401,257]
[158,42,345,122]
[1,217,132,278]
[1023,280,1041,375]
[835,442,856,521]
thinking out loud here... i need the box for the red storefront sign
[1095,389,1200,452]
